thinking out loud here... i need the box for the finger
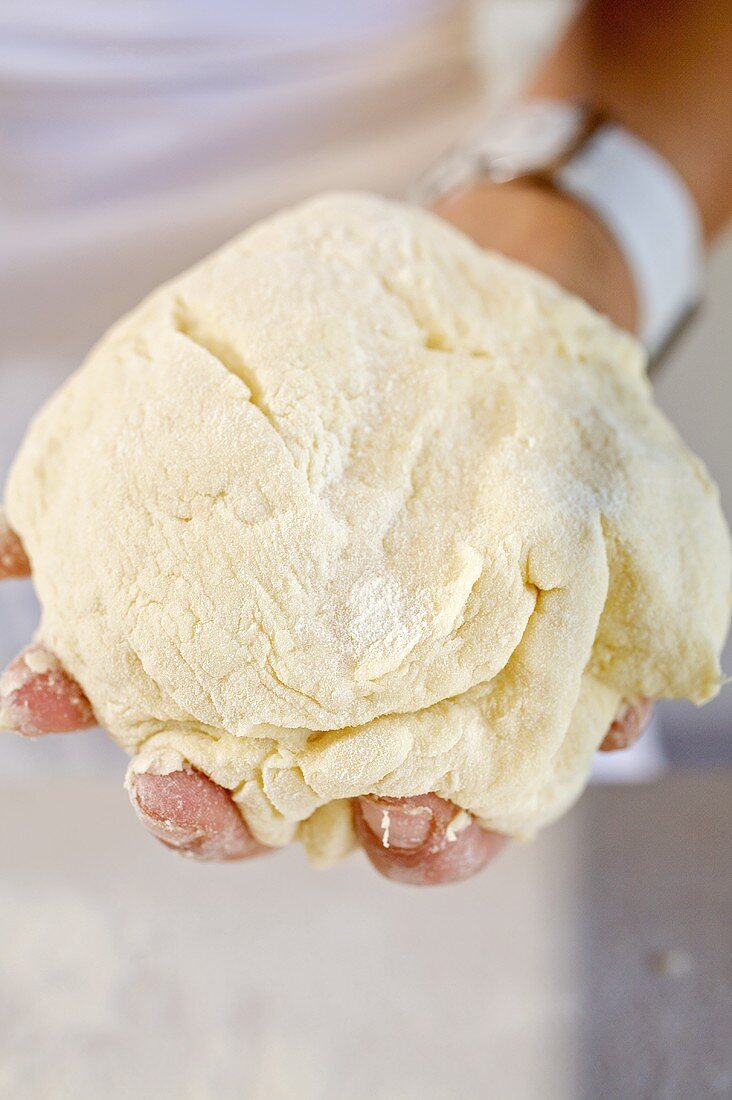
[0,643,96,737]
[127,766,270,862]
[354,793,507,886]
[0,509,31,579]
[599,698,654,752]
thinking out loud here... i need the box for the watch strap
[555,122,704,356]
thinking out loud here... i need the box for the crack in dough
[173,298,281,434]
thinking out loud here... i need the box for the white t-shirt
[3,2,466,212]
[1,1,478,390]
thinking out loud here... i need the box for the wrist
[432,181,638,334]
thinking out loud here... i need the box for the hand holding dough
[5,193,730,865]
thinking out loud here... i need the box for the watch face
[464,101,586,182]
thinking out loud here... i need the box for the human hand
[1,508,651,885]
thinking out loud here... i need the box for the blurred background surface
[1,775,730,1099]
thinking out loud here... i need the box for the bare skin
[127,768,268,862]
[354,794,508,886]
[0,642,95,737]
[599,698,655,754]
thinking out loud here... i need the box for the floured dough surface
[6,193,730,863]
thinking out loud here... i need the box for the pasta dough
[6,193,730,864]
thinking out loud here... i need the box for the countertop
[1,773,730,1099]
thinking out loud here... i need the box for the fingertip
[127,766,269,862]
[600,698,654,752]
[0,644,95,736]
[355,794,507,886]
[357,794,433,850]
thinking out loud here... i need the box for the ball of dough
[6,193,730,864]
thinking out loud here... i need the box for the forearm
[436,0,732,337]
[529,0,732,241]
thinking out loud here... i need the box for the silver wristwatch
[413,100,704,360]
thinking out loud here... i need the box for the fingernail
[358,797,432,850]
[128,768,267,862]
[128,771,206,850]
